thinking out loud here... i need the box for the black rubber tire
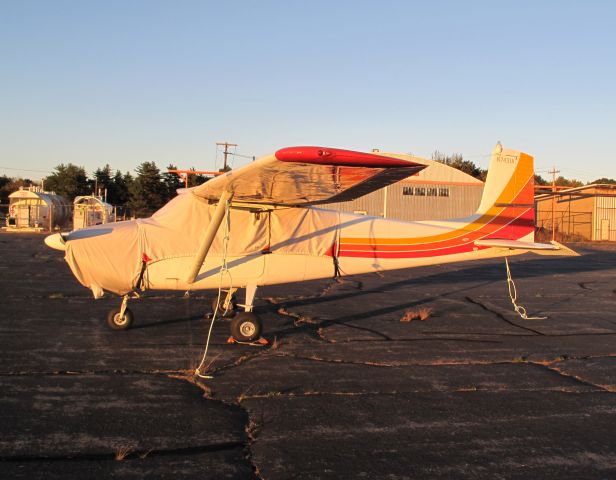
[211,296,237,318]
[106,307,134,330]
[230,312,262,342]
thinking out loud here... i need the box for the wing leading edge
[192,146,426,206]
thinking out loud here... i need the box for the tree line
[0,162,211,218]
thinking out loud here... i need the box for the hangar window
[402,186,413,195]
[414,187,426,196]
[427,187,438,196]
[439,187,450,197]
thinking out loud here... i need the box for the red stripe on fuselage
[337,176,534,255]
[336,207,533,259]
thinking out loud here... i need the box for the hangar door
[595,197,616,241]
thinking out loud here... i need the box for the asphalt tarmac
[1,232,616,479]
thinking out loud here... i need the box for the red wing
[192,146,425,206]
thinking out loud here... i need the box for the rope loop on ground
[505,256,547,320]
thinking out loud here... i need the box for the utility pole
[216,142,238,171]
[167,169,223,188]
[548,166,560,242]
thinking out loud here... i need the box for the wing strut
[186,190,234,285]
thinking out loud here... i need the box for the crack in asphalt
[209,349,272,376]
[181,373,264,480]
[176,344,273,479]
[465,296,545,335]
[534,362,616,393]
[320,336,506,344]
[243,408,265,480]
[0,369,195,377]
[6,352,614,378]
[269,351,396,367]
[270,296,394,342]
[318,277,363,297]
[267,351,616,369]
[171,372,263,479]
[233,385,597,401]
[0,441,246,463]
[1,368,259,476]
[317,320,393,342]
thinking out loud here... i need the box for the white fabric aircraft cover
[64,190,338,297]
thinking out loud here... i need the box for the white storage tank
[73,195,115,229]
[6,187,70,231]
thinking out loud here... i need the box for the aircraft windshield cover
[193,146,426,206]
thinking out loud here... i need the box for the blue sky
[1,0,615,182]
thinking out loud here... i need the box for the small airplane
[45,143,557,342]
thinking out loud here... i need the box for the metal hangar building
[329,152,485,221]
[535,184,616,241]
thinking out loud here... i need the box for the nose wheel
[107,307,134,330]
[106,294,134,330]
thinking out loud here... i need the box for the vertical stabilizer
[476,143,536,241]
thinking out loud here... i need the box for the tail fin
[476,143,536,242]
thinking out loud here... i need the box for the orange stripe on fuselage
[338,207,534,258]
[339,166,534,250]
[339,207,533,253]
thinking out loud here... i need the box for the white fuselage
[145,206,526,292]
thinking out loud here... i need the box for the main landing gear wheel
[107,307,134,330]
[211,296,237,318]
[230,312,262,342]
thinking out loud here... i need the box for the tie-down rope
[195,199,233,379]
[505,256,547,320]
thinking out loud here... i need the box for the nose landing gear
[106,295,134,330]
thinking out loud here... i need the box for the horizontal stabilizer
[531,240,580,256]
[474,238,559,251]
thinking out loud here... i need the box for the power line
[229,151,256,161]
[0,166,53,174]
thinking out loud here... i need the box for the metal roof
[377,152,484,186]
[535,183,616,200]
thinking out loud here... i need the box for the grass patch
[400,307,433,322]
[115,444,134,461]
